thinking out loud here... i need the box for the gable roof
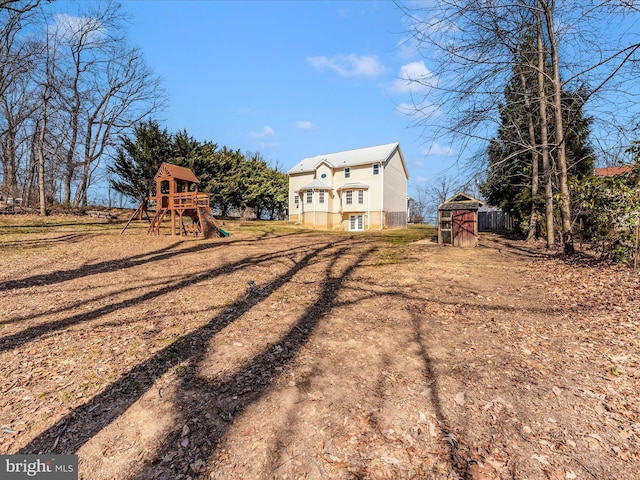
[155,162,200,183]
[287,142,408,178]
[439,192,483,211]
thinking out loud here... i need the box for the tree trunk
[543,0,574,254]
[518,65,539,242]
[537,6,554,248]
[37,98,48,216]
[22,127,38,206]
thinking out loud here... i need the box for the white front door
[349,214,364,231]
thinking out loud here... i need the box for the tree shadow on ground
[17,237,359,457]
[127,245,376,479]
[0,230,319,293]
[0,233,95,250]
[408,309,478,478]
[0,233,327,351]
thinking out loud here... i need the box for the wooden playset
[121,162,228,238]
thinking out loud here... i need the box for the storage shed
[438,193,483,247]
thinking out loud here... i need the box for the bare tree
[0,0,39,199]
[399,0,640,253]
[535,4,556,247]
[74,46,164,206]
[41,0,164,207]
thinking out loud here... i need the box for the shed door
[452,210,476,247]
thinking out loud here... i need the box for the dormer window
[373,164,380,175]
[344,167,350,178]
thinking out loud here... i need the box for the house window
[358,190,364,204]
[344,167,350,178]
[373,164,379,175]
[319,191,325,204]
[294,195,299,207]
[345,190,353,205]
[306,191,313,203]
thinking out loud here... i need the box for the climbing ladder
[148,208,168,235]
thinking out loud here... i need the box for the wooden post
[634,219,639,273]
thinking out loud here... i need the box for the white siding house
[287,143,409,231]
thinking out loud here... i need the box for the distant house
[287,143,409,231]
[595,166,633,177]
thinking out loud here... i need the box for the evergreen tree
[110,121,289,218]
[482,67,595,236]
[108,120,173,204]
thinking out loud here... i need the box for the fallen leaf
[531,454,549,465]
[587,433,603,443]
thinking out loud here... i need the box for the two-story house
[287,142,409,231]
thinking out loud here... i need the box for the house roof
[337,182,370,190]
[595,166,633,177]
[298,179,332,191]
[155,162,200,183]
[287,142,408,178]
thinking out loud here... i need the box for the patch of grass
[373,224,436,245]
[233,220,310,235]
[371,246,409,266]
[58,389,75,404]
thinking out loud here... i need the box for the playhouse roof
[155,162,200,183]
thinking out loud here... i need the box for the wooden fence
[478,210,513,232]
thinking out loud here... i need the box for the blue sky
[58,0,639,206]
[116,0,459,197]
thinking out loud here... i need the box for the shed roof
[287,142,408,178]
[155,162,200,183]
[439,192,483,211]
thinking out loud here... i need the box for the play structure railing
[166,192,210,209]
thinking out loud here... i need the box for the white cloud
[307,54,387,78]
[421,142,454,156]
[260,141,278,148]
[388,61,435,94]
[53,13,105,42]
[250,126,275,138]
[396,101,441,118]
[295,121,313,129]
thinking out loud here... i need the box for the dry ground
[1,215,639,479]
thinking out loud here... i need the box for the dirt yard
[1,216,639,479]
